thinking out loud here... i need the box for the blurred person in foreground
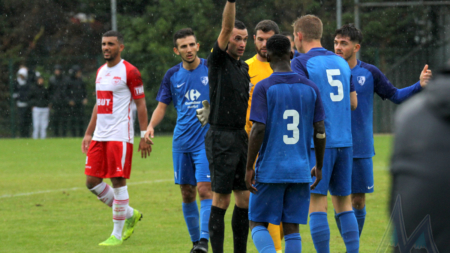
[390,67,449,252]
[13,66,31,137]
[67,65,88,137]
[48,64,68,137]
[282,32,300,58]
[333,24,432,239]
[246,34,326,253]
[81,30,151,246]
[28,76,50,139]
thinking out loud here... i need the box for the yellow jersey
[245,55,273,135]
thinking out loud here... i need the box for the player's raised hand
[310,166,322,190]
[245,168,258,193]
[196,100,210,127]
[81,134,92,154]
[138,137,152,158]
[420,64,432,88]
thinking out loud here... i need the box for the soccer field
[1,135,392,252]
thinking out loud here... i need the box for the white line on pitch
[0,179,172,199]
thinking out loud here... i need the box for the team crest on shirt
[112,76,122,85]
[201,76,209,86]
[357,76,366,86]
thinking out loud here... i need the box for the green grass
[0,135,393,252]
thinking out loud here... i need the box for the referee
[196,0,250,252]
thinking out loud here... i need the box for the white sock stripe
[113,199,129,205]
[0,179,172,199]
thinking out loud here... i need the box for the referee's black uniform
[205,41,250,194]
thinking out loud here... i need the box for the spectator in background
[29,76,50,139]
[282,32,301,58]
[48,64,68,137]
[67,65,87,137]
[13,66,32,138]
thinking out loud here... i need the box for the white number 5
[326,69,344,102]
[283,110,299,145]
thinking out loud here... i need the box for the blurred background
[1,0,449,138]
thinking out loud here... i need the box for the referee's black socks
[232,205,249,253]
[209,206,226,253]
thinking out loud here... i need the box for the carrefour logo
[185,89,201,101]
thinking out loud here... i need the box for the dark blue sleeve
[350,75,355,92]
[388,81,422,104]
[249,81,268,125]
[291,57,309,79]
[155,71,173,105]
[371,66,397,100]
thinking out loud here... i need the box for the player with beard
[82,30,151,246]
[145,28,212,253]
[333,24,432,239]
[244,20,286,253]
[195,0,251,252]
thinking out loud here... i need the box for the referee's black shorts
[205,125,248,194]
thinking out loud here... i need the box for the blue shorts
[249,183,310,225]
[309,147,352,196]
[351,158,374,194]
[172,149,211,186]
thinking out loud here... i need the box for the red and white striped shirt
[93,59,145,143]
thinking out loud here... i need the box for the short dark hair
[254,20,280,35]
[173,28,196,48]
[281,31,293,40]
[334,24,363,44]
[234,20,246,30]
[103,30,124,44]
[267,34,291,58]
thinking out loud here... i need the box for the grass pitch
[1,135,392,252]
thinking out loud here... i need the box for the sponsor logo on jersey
[112,76,122,85]
[368,185,374,190]
[105,72,111,77]
[134,85,144,96]
[357,76,366,86]
[201,76,209,86]
[184,89,201,109]
[176,82,185,88]
[97,90,113,114]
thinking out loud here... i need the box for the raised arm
[217,0,236,50]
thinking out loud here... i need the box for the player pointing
[81,30,151,246]
[333,24,432,239]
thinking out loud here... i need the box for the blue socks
[182,201,200,242]
[285,233,301,253]
[334,209,342,236]
[200,199,212,240]
[310,212,330,253]
[337,210,359,253]
[354,206,366,237]
[251,226,276,253]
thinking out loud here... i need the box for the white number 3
[326,69,344,102]
[283,110,299,145]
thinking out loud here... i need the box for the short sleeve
[126,66,145,99]
[155,71,173,105]
[207,41,227,68]
[291,57,309,79]
[371,66,396,99]
[249,80,268,125]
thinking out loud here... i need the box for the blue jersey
[291,47,354,148]
[351,60,421,158]
[250,72,325,184]
[156,58,210,152]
